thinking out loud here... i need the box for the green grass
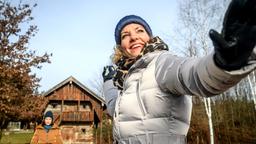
[0,132,33,144]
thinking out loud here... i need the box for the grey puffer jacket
[103,50,256,144]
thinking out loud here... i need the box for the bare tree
[86,53,113,98]
[86,69,104,97]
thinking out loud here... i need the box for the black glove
[102,66,116,82]
[209,0,256,70]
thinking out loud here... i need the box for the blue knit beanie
[115,15,153,45]
[44,111,53,120]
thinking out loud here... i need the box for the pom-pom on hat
[115,15,153,45]
[44,111,53,120]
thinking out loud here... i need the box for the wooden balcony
[61,111,93,122]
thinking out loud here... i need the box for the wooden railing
[61,111,93,122]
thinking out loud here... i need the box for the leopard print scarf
[113,36,169,90]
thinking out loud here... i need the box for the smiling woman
[113,15,153,59]
[101,0,256,143]
[120,23,150,58]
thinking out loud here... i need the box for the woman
[30,111,63,144]
[102,0,256,144]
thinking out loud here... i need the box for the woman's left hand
[209,0,256,70]
[102,65,116,82]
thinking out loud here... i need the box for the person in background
[102,0,256,143]
[30,110,63,144]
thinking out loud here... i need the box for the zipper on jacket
[136,78,147,118]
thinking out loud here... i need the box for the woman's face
[44,117,52,125]
[120,23,150,58]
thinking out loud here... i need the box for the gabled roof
[43,76,105,104]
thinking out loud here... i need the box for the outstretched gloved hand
[102,66,116,82]
[209,0,256,70]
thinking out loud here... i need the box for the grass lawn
[0,131,33,144]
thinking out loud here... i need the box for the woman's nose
[130,32,139,41]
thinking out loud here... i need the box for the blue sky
[25,0,178,92]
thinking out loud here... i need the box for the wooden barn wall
[46,83,103,121]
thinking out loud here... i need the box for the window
[81,128,86,134]
[80,101,92,111]
[51,103,58,108]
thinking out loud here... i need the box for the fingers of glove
[103,66,107,73]
[251,26,256,42]
[252,2,256,24]
[103,66,111,76]
[223,0,256,31]
[105,66,116,76]
[223,0,240,26]
[244,25,256,49]
[240,0,256,25]
[209,29,230,51]
[236,25,256,49]
[109,66,115,73]
[102,66,106,76]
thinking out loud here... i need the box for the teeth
[131,44,140,49]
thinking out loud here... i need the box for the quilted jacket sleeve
[155,51,256,97]
[103,80,119,116]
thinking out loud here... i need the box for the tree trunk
[247,75,256,111]
[203,97,214,144]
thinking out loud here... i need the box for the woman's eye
[121,34,127,39]
[137,29,145,33]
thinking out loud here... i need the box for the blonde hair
[111,45,133,64]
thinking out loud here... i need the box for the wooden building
[43,76,105,143]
